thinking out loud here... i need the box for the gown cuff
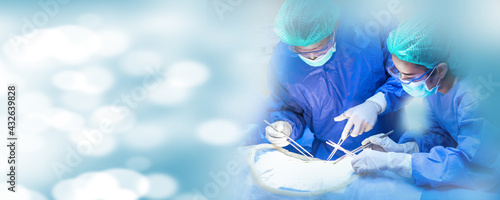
[367,92,388,115]
[388,152,413,178]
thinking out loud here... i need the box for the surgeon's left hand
[351,149,412,178]
[362,134,419,153]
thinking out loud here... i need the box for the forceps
[326,140,356,157]
[264,120,314,161]
[331,130,394,164]
[326,129,353,161]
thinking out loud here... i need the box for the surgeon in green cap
[259,0,409,160]
[351,17,500,191]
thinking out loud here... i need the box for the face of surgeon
[293,34,334,60]
[391,54,444,90]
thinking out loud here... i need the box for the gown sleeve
[399,100,457,152]
[405,96,500,190]
[265,62,307,141]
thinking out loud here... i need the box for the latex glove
[362,133,419,153]
[265,121,292,147]
[334,100,382,140]
[351,149,412,178]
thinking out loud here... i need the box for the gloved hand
[265,121,292,147]
[351,149,412,178]
[362,134,419,153]
[334,101,381,140]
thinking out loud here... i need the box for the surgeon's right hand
[265,121,292,147]
[362,133,419,153]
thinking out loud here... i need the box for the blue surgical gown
[261,12,407,160]
[399,78,500,190]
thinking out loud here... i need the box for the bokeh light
[89,106,136,133]
[52,169,151,200]
[144,174,179,199]
[123,124,169,150]
[148,81,191,106]
[0,184,47,200]
[42,108,85,132]
[0,1,279,199]
[166,61,210,89]
[197,119,243,146]
[119,50,163,76]
[95,29,130,57]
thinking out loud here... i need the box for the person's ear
[435,63,448,79]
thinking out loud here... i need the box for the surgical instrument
[326,140,356,157]
[332,130,394,164]
[264,120,314,160]
[326,129,353,161]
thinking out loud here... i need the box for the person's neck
[438,72,457,94]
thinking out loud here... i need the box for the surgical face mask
[299,44,336,67]
[402,68,441,98]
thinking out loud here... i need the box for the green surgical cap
[274,0,341,47]
[387,18,450,69]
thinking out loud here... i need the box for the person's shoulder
[270,41,292,69]
[424,77,480,114]
[269,42,302,78]
[455,77,481,108]
[271,41,288,57]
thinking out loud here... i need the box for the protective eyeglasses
[386,63,436,84]
[288,33,334,56]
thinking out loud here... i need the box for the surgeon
[262,0,408,160]
[351,18,500,190]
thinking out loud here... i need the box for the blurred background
[0,0,284,199]
[0,0,499,199]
